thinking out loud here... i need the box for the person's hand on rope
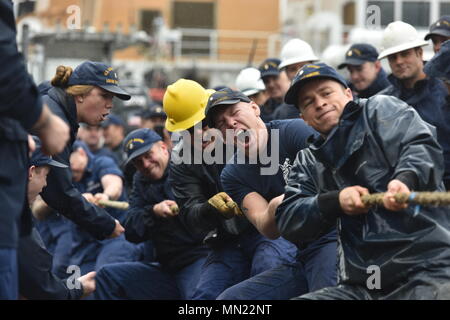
[339,186,370,215]
[383,179,410,211]
[208,192,243,219]
[153,200,179,218]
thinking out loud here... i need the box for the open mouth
[235,129,251,147]
[101,113,109,121]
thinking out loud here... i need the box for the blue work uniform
[94,168,211,299]
[35,213,72,279]
[40,87,116,239]
[217,119,338,300]
[0,1,44,299]
[69,151,141,276]
[380,75,450,188]
[18,228,84,300]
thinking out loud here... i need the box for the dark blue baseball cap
[337,43,379,69]
[425,15,450,40]
[141,105,166,119]
[258,58,281,79]
[123,128,162,166]
[424,40,450,81]
[71,140,94,158]
[67,61,131,100]
[30,136,68,168]
[204,87,251,128]
[101,114,126,128]
[285,63,348,107]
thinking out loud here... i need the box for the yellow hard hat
[163,79,215,132]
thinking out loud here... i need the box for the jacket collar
[48,87,79,134]
[388,73,430,94]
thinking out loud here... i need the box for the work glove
[207,192,244,219]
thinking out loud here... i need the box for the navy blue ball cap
[425,15,450,40]
[123,128,162,166]
[258,58,281,79]
[285,63,349,107]
[30,136,68,168]
[204,88,251,128]
[101,114,126,128]
[424,39,450,81]
[71,140,94,158]
[67,61,131,100]
[141,105,166,119]
[338,43,379,69]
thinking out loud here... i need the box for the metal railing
[172,28,281,63]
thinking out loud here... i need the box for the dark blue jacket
[40,87,116,239]
[124,169,210,271]
[70,150,127,266]
[169,141,249,242]
[380,75,450,182]
[0,1,43,247]
[18,228,83,300]
[277,95,450,288]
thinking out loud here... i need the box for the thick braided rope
[361,192,450,207]
[98,200,179,213]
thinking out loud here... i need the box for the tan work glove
[208,192,244,219]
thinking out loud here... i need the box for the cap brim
[242,88,263,96]
[279,56,320,70]
[205,98,241,128]
[378,40,429,59]
[98,84,131,101]
[48,159,68,168]
[337,58,369,69]
[424,29,450,40]
[285,75,348,106]
[124,143,155,167]
[260,70,280,79]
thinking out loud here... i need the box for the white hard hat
[279,38,319,70]
[235,67,265,96]
[378,21,428,59]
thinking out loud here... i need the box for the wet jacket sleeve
[169,162,220,234]
[369,95,444,190]
[0,2,43,130]
[276,151,339,244]
[123,176,156,243]
[18,229,83,300]
[40,147,116,240]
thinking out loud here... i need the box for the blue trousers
[35,214,72,279]
[76,235,143,276]
[0,248,18,300]
[192,230,298,300]
[94,257,206,300]
[217,231,338,300]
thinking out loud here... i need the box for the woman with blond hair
[39,61,131,248]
